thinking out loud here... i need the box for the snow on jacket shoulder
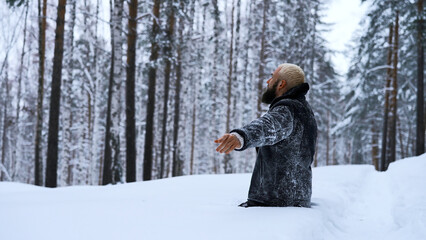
[230,82,318,207]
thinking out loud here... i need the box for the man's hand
[214,133,241,154]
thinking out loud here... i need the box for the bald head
[277,63,305,91]
[262,63,306,104]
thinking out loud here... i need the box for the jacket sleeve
[230,105,294,151]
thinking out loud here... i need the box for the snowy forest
[0,0,424,187]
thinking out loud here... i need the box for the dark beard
[261,81,279,104]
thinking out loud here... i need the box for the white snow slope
[1,154,425,240]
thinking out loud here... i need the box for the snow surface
[1,154,426,240]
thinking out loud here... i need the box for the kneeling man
[215,63,318,208]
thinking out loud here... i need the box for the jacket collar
[269,82,310,108]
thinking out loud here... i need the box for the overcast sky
[322,0,370,77]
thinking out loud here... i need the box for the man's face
[261,67,281,104]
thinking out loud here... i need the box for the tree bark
[242,0,254,124]
[326,111,330,165]
[103,50,113,185]
[103,0,124,185]
[89,0,101,185]
[211,0,221,174]
[1,63,9,181]
[380,23,393,172]
[397,116,405,158]
[126,0,138,182]
[388,11,399,168]
[190,104,196,175]
[45,0,67,188]
[372,119,379,170]
[257,0,268,117]
[224,0,235,173]
[332,136,337,165]
[34,0,47,186]
[416,0,424,155]
[190,1,205,175]
[102,0,115,185]
[160,0,175,179]
[63,0,76,185]
[143,0,161,181]
[12,1,29,180]
[309,2,318,96]
[172,0,185,177]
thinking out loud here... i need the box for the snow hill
[1,154,426,240]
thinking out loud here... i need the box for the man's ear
[278,79,286,90]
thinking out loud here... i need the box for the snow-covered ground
[1,154,425,240]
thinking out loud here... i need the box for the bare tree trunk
[397,116,405,159]
[211,0,221,174]
[103,0,124,185]
[331,111,337,165]
[372,119,379,170]
[416,0,424,155]
[257,0,268,117]
[172,0,184,177]
[190,1,204,175]
[242,0,254,123]
[90,0,100,185]
[347,139,352,164]
[233,0,241,119]
[190,104,196,175]
[12,2,29,180]
[63,0,76,185]
[309,2,319,103]
[45,0,67,188]
[380,23,393,172]
[34,0,47,186]
[160,0,175,179]
[406,121,412,156]
[101,0,115,185]
[388,11,399,168]
[231,0,242,172]
[126,0,138,182]
[326,111,330,165]
[110,0,124,185]
[224,0,235,173]
[332,137,337,165]
[103,31,114,185]
[1,62,10,181]
[80,0,96,185]
[143,0,161,181]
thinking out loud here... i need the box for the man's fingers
[215,134,230,151]
[218,139,239,153]
[217,138,232,152]
[224,143,238,154]
[224,146,235,154]
[216,140,230,152]
[215,134,240,154]
[216,140,228,152]
[214,134,229,143]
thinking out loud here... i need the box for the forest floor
[1,154,425,240]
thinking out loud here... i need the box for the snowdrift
[1,154,425,240]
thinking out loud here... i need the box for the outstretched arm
[215,105,294,153]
